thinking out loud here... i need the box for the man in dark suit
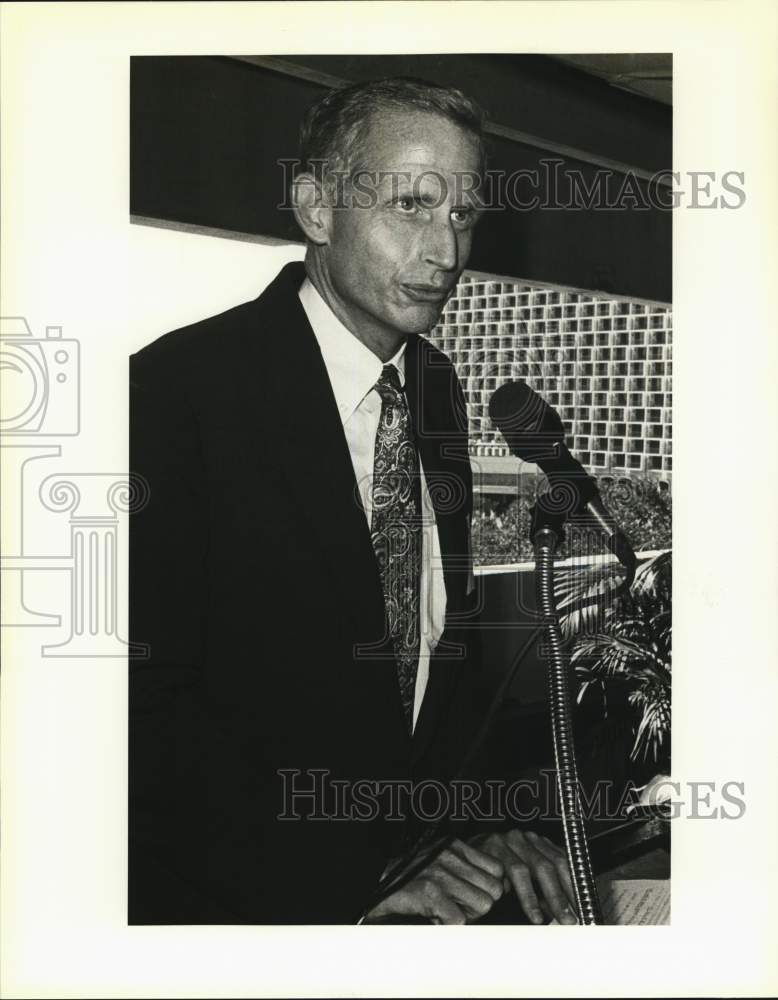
[129,77,577,925]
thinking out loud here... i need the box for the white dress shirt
[298,277,447,732]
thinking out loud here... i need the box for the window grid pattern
[426,272,673,478]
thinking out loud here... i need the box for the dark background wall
[131,54,672,301]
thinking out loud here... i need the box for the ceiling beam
[230,55,672,187]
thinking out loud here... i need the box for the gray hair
[298,76,487,179]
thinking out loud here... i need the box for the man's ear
[291,173,331,246]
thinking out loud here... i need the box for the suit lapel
[404,334,467,612]
[405,334,471,767]
[250,264,410,744]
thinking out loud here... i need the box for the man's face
[323,110,483,350]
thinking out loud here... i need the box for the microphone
[488,381,636,579]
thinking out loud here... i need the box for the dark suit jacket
[128,261,482,924]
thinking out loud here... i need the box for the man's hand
[469,829,578,925]
[364,838,505,924]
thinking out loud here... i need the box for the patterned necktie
[370,364,422,731]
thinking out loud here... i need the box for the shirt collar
[299,276,407,424]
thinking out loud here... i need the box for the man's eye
[395,195,418,213]
[451,208,474,225]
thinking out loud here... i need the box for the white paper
[549,879,670,925]
[598,879,670,925]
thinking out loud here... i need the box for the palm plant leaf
[572,632,668,679]
[553,559,631,638]
[629,687,671,761]
[632,550,672,605]
[556,546,672,771]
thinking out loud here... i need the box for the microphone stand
[530,500,602,925]
[487,382,640,925]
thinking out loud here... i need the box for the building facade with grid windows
[427,271,673,482]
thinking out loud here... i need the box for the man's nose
[423,216,458,271]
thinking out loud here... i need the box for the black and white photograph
[129,54,674,928]
[1,2,776,997]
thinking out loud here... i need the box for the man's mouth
[401,283,451,303]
